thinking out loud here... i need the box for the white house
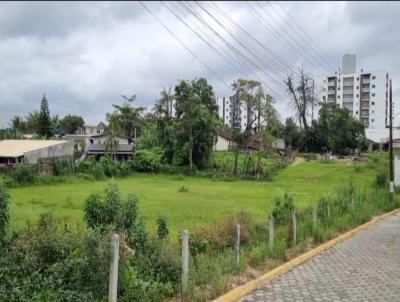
[214,129,236,151]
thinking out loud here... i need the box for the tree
[105,111,121,163]
[174,78,219,170]
[285,67,315,130]
[112,95,145,138]
[283,117,300,150]
[153,87,174,147]
[59,114,85,134]
[37,94,53,138]
[26,111,40,133]
[11,116,27,134]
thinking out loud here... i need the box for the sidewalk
[240,212,400,302]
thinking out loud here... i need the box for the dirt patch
[292,157,305,166]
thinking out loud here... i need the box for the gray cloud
[0,1,398,127]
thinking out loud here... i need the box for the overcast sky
[1,1,399,127]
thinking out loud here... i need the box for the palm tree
[105,111,121,163]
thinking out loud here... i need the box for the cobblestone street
[241,212,400,302]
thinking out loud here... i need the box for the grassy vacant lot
[9,160,375,236]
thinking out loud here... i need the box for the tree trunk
[189,136,193,170]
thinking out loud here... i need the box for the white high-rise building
[320,54,391,143]
[217,96,265,132]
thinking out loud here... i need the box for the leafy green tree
[283,117,300,150]
[26,111,40,133]
[59,114,85,134]
[38,94,53,138]
[174,78,219,169]
[112,95,145,138]
[11,116,27,133]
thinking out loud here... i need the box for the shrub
[12,163,37,185]
[178,185,189,192]
[0,177,9,240]
[53,157,73,176]
[375,171,387,188]
[132,149,162,172]
[191,212,252,251]
[271,193,295,227]
[156,216,169,240]
[84,183,138,232]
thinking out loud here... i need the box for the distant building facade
[320,54,391,143]
[77,122,106,136]
[217,95,266,132]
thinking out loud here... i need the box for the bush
[84,183,138,232]
[132,149,162,172]
[156,216,169,240]
[12,163,37,185]
[375,171,387,188]
[271,193,295,227]
[53,157,73,176]
[0,177,9,240]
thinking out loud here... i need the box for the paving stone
[240,212,400,302]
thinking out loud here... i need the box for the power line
[205,1,296,76]
[257,1,332,75]
[274,1,338,70]
[138,1,230,89]
[177,1,286,94]
[246,1,328,78]
[161,2,262,88]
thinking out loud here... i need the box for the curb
[212,208,399,302]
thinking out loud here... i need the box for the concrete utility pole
[389,79,394,199]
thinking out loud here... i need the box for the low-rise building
[214,129,237,151]
[86,134,134,160]
[0,139,74,166]
[76,122,106,136]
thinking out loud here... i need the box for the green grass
[9,160,375,237]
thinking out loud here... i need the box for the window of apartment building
[338,95,340,99]
[371,110,375,114]
[371,119,375,123]
[356,94,359,97]
[356,111,359,114]
[338,87,341,91]
[372,84,375,88]
[357,77,359,81]
[372,93,375,97]
[323,88,326,92]
[372,76,376,80]
[371,102,375,105]
[356,86,359,89]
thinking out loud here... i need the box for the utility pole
[311,79,315,121]
[389,79,394,199]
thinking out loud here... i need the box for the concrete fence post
[236,224,240,267]
[292,210,297,245]
[181,230,189,295]
[312,206,317,232]
[269,215,274,251]
[109,233,120,302]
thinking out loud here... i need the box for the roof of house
[87,144,134,155]
[217,128,234,141]
[90,133,131,139]
[0,139,70,158]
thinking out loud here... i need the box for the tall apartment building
[217,96,265,132]
[320,54,391,143]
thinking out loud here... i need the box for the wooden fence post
[181,230,189,296]
[236,224,240,267]
[109,233,120,302]
[292,210,297,245]
[312,206,317,232]
[269,215,274,251]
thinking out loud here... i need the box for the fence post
[269,215,274,251]
[236,224,241,267]
[109,233,120,302]
[327,204,331,221]
[312,206,317,232]
[292,210,297,245]
[181,230,189,296]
